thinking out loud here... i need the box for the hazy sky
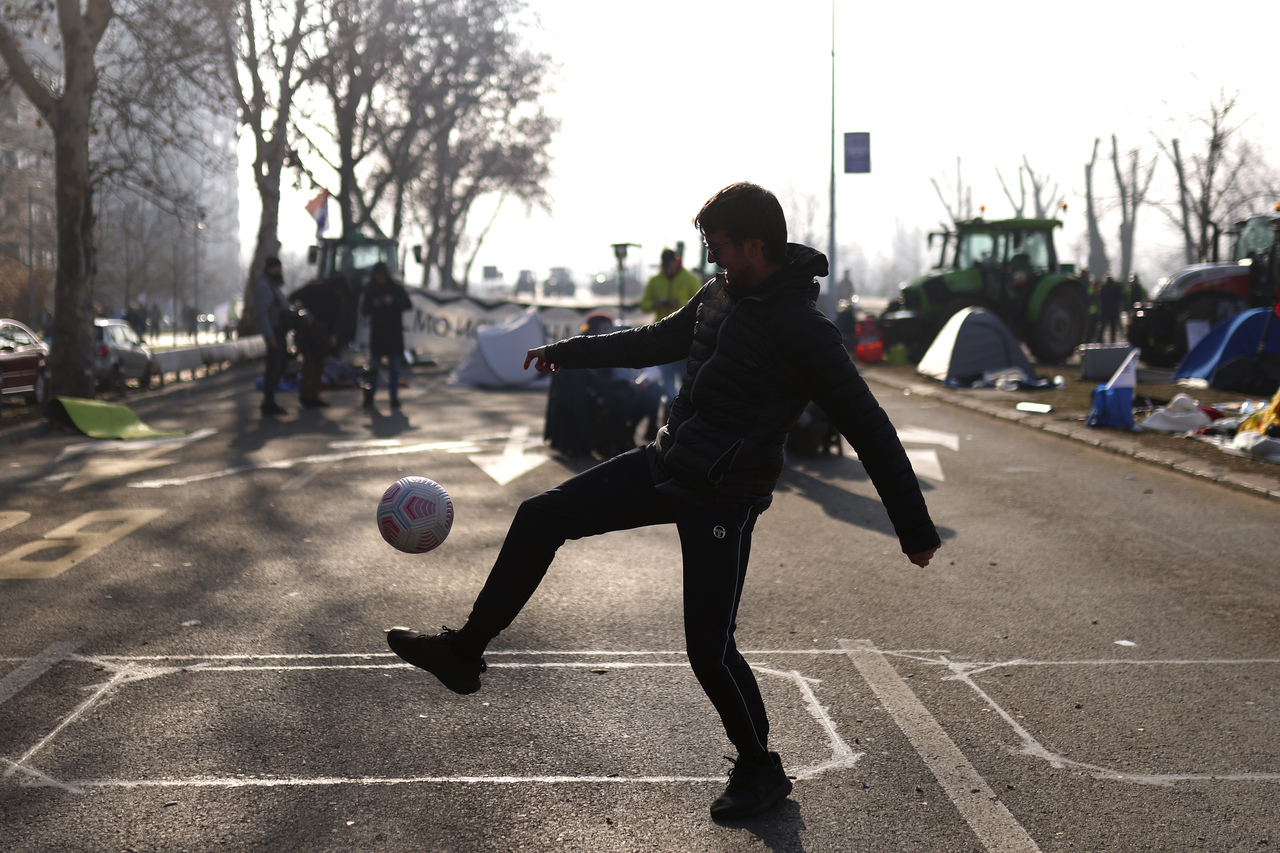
[245,0,1280,291]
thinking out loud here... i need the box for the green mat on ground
[43,396,187,440]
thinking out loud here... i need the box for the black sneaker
[261,402,287,416]
[709,751,793,820]
[386,627,486,694]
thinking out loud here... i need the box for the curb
[860,368,1280,502]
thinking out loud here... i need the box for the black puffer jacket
[544,243,939,556]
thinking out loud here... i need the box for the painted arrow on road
[467,425,549,485]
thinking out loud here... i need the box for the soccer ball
[376,476,454,554]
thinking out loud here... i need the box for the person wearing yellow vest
[641,248,704,401]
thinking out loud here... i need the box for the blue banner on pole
[844,132,870,174]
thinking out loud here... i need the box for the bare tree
[402,0,556,291]
[1155,91,1277,264]
[1110,135,1157,283]
[0,84,54,326]
[1083,138,1110,279]
[1022,156,1062,218]
[297,0,405,238]
[996,165,1027,217]
[931,156,972,222]
[0,1,115,397]
[2,1,226,392]
[208,0,317,334]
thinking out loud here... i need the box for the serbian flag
[305,189,329,238]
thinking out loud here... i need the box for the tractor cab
[307,233,405,283]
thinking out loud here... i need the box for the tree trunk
[1170,139,1196,265]
[48,96,97,398]
[1084,138,1110,279]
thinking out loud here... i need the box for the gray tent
[917,307,1035,384]
[450,307,547,388]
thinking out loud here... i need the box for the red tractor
[1129,211,1280,366]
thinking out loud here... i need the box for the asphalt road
[1,362,1277,852]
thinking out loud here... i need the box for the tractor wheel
[1029,286,1086,364]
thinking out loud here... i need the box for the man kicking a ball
[387,182,941,820]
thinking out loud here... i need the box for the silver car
[95,318,156,393]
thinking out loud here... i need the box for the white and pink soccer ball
[376,476,454,553]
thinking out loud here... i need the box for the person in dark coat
[289,274,349,409]
[384,183,941,821]
[544,313,661,457]
[251,256,291,417]
[1098,273,1124,343]
[360,262,412,408]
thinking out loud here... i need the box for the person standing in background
[361,262,413,409]
[640,248,703,404]
[252,256,291,417]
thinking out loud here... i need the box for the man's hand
[524,347,558,373]
[907,546,940,568]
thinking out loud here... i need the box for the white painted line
[128,439,484,488]
[5,650,859,793]
[61,773,733,790]
[905,448,945,482]
[1,669,127,788]
[935,655,1280,786]
[467,425,549,485]
[896,426,962,452]
[55,428,217,460]
[282,459,333,491]
[842,639,1042,853]
[0,511,31,534]
[0,642,78,707]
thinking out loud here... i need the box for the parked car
[0,317,49,405]
[95,317,156,393]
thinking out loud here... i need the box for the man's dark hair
[660,248,677,265]
[694,182,788,264]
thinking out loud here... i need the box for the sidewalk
[860,364,1280,501]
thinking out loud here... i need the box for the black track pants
[458,446,770,757]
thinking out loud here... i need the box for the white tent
[450,307,547,388]
[917,307,1036,384]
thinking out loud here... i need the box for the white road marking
[129,439,485,488]
[0,509,167,579]
[933,654,1280,786]
[282,460,334,491]
[896,427,961,452]
[0,642,78,707]
[842,639,1043,853]
[55,429,217,460]
[848,427,955,481]
[0,511,31,534]
[906,448,945,482]
[467,425,549,485]
[3,650,859,791]
[60,448,176,492]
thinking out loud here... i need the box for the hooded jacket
[544,243,939,556]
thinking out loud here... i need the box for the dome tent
[916,307,1036,385]
[450,307,547,388]
[1173,307,1280,397]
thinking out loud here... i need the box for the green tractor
[879,218,1088,363]
[307,232,407,282]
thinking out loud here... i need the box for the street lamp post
[193,221,204,342]
[611,243,640,324]
[28,185,35,327]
